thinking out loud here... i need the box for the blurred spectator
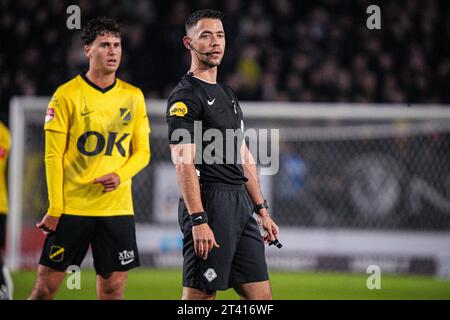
[1,0,449,124]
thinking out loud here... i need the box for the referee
[167,9,280,300]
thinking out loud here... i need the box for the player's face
[85,33,122,74]
[190,18,225,67]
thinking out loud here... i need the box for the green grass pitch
[12,268,450,300]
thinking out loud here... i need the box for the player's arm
[37,88,70,234]
[95,91,151,192]
[241,142,280,243]
[94,129,150,192]
[113,122,150,180]
[0,122,11,159]
[37,130,67,234]
[45,130,66,217]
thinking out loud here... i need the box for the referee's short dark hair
[185,9,224,33]
[81,17,122,46]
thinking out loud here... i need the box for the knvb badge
[45,108,55,123]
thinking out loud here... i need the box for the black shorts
[0,214,5,251]
[179,183,269,291]
[39,215,140,276]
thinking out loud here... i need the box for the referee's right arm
[167,94,220,259]
[170,143,203,213]
[170,143,220,260]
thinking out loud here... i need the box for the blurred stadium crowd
[1,0,449,122]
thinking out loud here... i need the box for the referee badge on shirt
[45,108,55,123]
[49,245,65,262]
[169,102,188,117]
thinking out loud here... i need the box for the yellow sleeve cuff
[47,208,62,217]
[113,170,125,185]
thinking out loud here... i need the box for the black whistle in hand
[268,239,283,249]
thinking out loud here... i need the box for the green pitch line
[12,268,450,300]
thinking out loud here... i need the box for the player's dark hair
[81,17,122,46]
[185,9,224,33]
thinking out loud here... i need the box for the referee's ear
[183,36,191,51]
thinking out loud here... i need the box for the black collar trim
[80,73,117,93]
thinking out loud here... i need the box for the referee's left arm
[241,143,280,243]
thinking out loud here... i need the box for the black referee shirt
[166,74,248,185]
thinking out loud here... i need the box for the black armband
[253,200,269,214]
[189,211,208,226]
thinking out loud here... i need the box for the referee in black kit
[166,9,280,300]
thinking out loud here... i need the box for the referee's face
[190,18,225,67]
[85,33,122,75]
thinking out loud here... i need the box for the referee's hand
[36,214,60,235]
[192,223,220,260]
[94,172,121,192]
[259,213,280,245]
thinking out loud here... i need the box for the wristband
[190,211,208,226]
[254,200,269,214]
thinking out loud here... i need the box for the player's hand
[259,210,280,244]
[94,172,121,192]
[192,223,220,260]
[36,214,60,235]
